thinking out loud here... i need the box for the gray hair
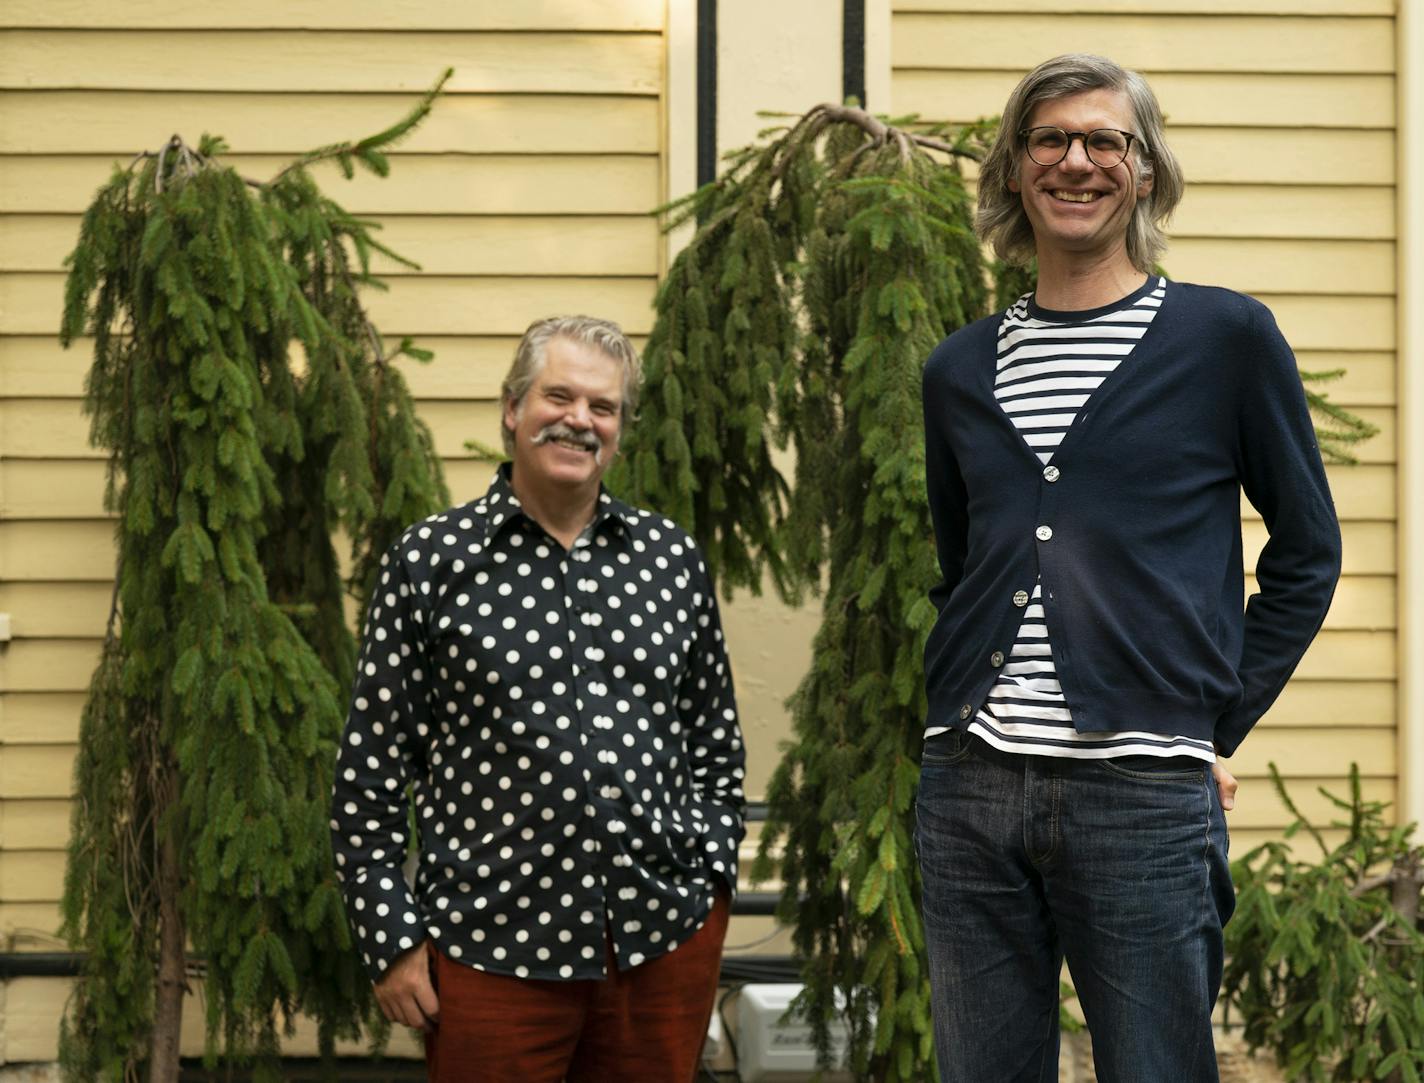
[500,315,643,455]
[976,53,1184,274]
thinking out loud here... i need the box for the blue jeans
[916,731,1234,1083]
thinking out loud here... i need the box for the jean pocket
[921,729,974,766]
[1098,754,1207,782]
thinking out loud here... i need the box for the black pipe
[696,0,718,191]
[0,894,792,979]
[843,0,867,107]
[1,948,800,985]
[0,951,83,978]
[3,806,781,979]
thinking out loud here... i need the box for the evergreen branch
[266,67,455,187]
[463,438,506,461]
[335,254,391,368]
[1224,766,1423,1077]
[1301,373,1379,465]
[1352,871,1396,897]
[800,103,981,161]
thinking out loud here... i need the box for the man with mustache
[331,316,746,1082]
[916,55,1341,1079]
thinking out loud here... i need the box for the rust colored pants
[424,891,729,1083]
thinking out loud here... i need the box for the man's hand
[1211,760,1237,812]
[374,941,439,1030]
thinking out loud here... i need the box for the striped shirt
[962,277,1214,762]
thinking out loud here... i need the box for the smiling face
[503,335,624,499]
[1008,87,1152,272]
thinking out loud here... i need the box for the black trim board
[843,0,866,108]
[697,0,718,189]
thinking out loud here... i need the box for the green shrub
[1223,763,1424,1082]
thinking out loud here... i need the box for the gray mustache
[534,423,603,464]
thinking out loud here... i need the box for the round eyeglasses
[1018,126,1143,169]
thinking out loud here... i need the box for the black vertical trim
[696,0,718,189]
[843,0,866,108]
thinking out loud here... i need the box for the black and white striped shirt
[951,278,1215,762]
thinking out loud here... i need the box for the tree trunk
[1384,852,1422,1083]
[149,776,186,1083]
[1390,851,1421,926]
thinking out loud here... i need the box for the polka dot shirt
[331,465,746,983]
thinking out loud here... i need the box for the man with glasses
[917,54,1340,1079]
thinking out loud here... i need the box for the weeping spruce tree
[56,73,451,1082]
[616,103,1380,1082]
[613,104,989,1081]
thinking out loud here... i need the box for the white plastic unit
[734,983,854,1082]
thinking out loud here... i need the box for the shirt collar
[478,462,635,547]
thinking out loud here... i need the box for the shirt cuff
[343,868,425,983]
[698,807,744,897]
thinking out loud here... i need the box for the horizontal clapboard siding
[0,92,662,154]
[0,4,668,1063]
[894,0,1393,14]
[0,0,665,31]
[0,215,663,275]
[896,70,1397,127]
[0,31,663,94]
[0,155,663,215]
[0,273,659,335]
[893,14,1394,73]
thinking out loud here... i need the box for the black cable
[716,981,745,1073]
[718,956,801,983]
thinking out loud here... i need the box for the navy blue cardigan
[921,283,1341,758]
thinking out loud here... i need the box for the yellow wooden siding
[0,400,504,469]
[1290,352,1394,405]
[0,11,666,1063]
[892,2,1400,848]
[1,31,663,94]
[896,70,1396,127]
[0,974,429,1061]
[0,693,85,743]
[1170,186,1396,240]
[893,14,1394,72]
[1,798,70,846]
[896,1,1392,12]
[1,215,663,276]
[0,92,661,155]
[0,0,665,31]
[0,155,663,215]
[1,273,658,337]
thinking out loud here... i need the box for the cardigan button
[1043,465,1060,482]
[990,650,1006,667]
[958,704,972,720]
[1013,589,1029,607]
[1035,525,1054,542]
